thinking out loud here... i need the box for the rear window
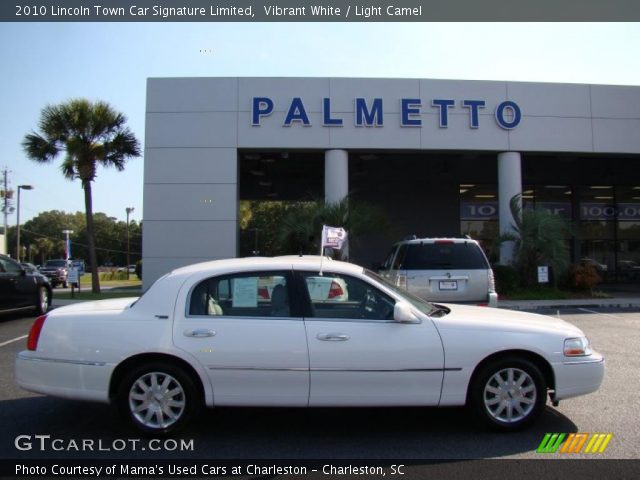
[402,242,489,270]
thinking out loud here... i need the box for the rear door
[173,270,309,406]
[298,270,444,406]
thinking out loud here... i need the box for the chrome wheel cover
[38,288,49,313]
[483,367,537,423]
[129,372,186,429]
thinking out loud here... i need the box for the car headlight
[564,337,593,356]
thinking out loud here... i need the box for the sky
[1,22,640,227]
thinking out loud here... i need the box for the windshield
[364,269,440,316]
[45,260,67,267]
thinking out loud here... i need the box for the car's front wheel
[469,357,546,431]
[117,363,201,435]
[33,286,49,315]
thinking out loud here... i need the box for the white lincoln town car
[16,256,604,434]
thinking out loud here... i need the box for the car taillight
[257,287,270,299]
[328,281,344,299]
[27,315,47,351]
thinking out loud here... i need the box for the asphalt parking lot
[0,306,638,462]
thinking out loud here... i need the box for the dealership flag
[321,225,348,252]
[319,225,348,275]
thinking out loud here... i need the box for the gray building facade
[143,77,640,286]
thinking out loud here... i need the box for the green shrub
[492,264,519,295]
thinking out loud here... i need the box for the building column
[498,151,522,264]
[325,149,348,204]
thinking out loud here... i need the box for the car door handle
[184,329,216,338]
[316,333,350,341]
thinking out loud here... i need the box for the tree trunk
[83,179,101,294]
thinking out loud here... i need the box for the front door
[298,270,445,406]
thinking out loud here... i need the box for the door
[173,270,309,406]
[0,257,34,310]
[298,270,445,407]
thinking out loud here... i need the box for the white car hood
[433,303,584,337]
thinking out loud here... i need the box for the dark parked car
[0,254,52,315]
[40,259,70,288]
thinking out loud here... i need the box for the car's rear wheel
[469,357,546,431]
[117,363,200,435]
[33,287,49,315]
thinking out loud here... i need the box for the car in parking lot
[0,254,51,315]
[39,259,70,288]
[16,256,603,435]
[378,237,498,307]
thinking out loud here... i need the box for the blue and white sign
[252,96,522,129]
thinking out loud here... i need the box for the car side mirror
[394,302,421,324]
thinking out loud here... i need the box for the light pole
[126,207,134,280]
[16,185,33,261]
[62,229,74,261]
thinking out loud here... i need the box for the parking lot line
[0,335,27,348]
[577,308,621,319]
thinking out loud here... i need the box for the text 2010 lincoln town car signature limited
[16,257,604,434]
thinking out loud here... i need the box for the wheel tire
[34,286,50,315]
[469,357,547,432]
[116,362,201,435]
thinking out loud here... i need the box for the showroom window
[459,184,498,251]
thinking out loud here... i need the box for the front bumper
[15,351,111,403]
[552,351,605,401]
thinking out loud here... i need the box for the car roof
[169,255,363,278]
[133,256,365,314]
[396,237,479,245]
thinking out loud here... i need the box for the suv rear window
[402,242,489,270]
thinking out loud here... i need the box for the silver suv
[378,237,498,307]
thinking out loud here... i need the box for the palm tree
[23,99,141,293]
[503,194,572,287]
[277,196,387,258]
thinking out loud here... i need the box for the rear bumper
[15,351,111,403]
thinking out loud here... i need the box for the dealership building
[143,77,640,286]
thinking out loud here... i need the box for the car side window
[301,272,395,321]
[391,244,407,270]
[0,258,22,275]
[380,247,397,271]
[189,272,292,318]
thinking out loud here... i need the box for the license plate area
[439,280,458,291]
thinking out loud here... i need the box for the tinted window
[45,260,67,267]
[403,242,489,270]
[391,244,407,270]
[0,257,23,274]
[301,272,395,321]
[189,272,291,318]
